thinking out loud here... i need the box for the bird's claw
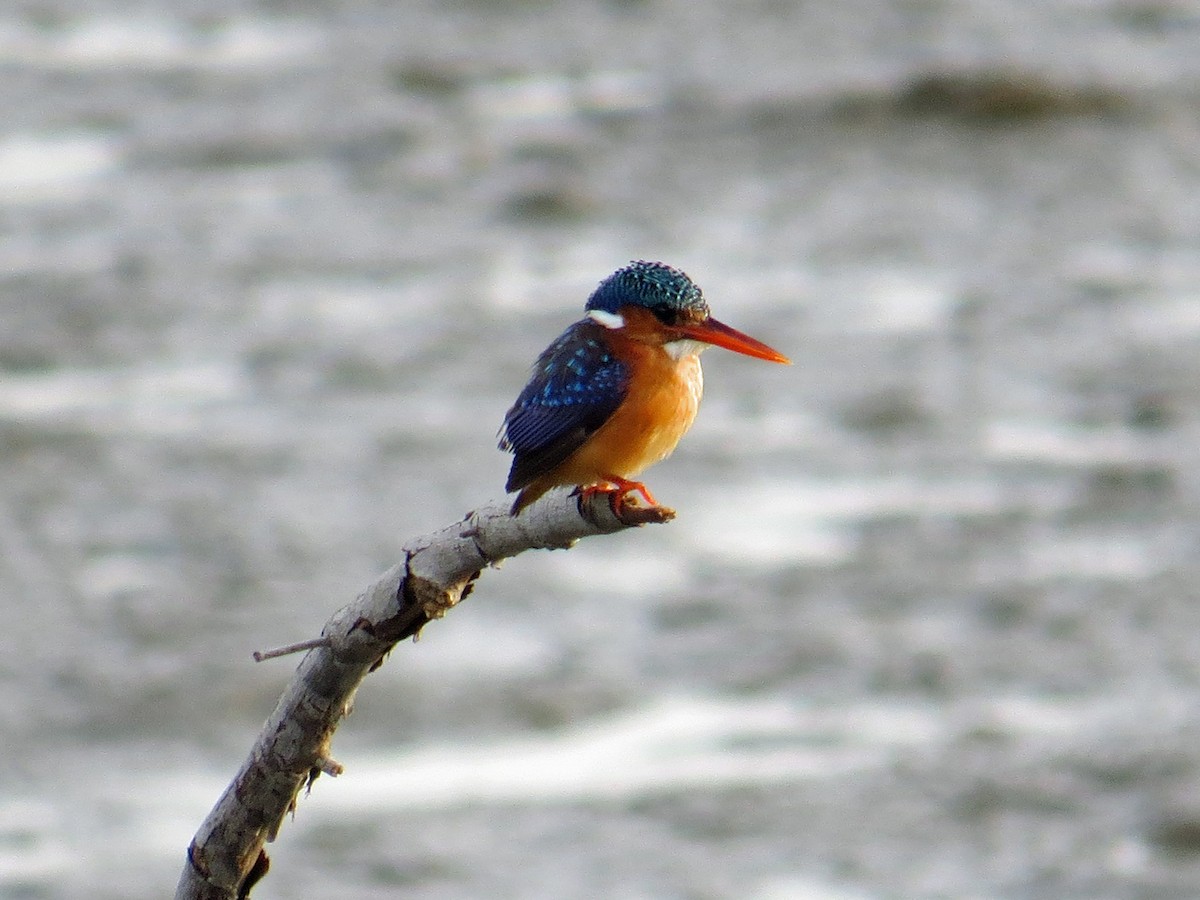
[576,477,673,525]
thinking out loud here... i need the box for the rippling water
[4,3,1200,898]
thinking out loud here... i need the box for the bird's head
[584,260,790,364]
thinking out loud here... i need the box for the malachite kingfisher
[499,260,791,515]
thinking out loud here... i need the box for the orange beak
[678,317,791,364]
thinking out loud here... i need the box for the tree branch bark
[173,491,674,900]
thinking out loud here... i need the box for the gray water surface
[4,3,1200,898]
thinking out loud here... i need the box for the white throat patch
[663,338,710,360]
[587,309,625,329]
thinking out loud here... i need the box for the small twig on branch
[174,489,673,900]
[312,756,344,778]
[252,637,330,662]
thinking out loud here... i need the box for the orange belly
[517,351,703,508]
[564,352,702,481]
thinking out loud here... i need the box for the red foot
[579,476,658,516]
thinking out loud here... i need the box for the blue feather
[500,321,628,491]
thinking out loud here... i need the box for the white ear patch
[587,309,625,329]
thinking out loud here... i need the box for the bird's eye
[650,304,678,326]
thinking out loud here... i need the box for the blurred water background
[4,1,1200,898]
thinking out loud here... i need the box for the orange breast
[555,345,704,484]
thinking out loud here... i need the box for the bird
[498,260,790,516]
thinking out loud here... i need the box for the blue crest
[585,260,708,317]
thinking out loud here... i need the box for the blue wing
[500,320,628,492]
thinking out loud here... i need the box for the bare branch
[173,491,674,900]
